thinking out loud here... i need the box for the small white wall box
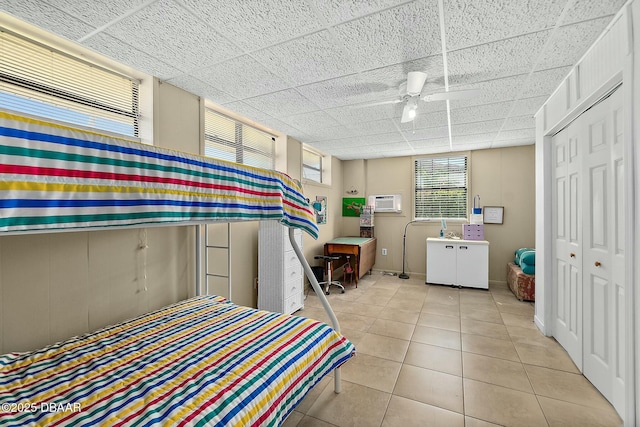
[368,194,402,213]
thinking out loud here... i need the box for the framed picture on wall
[483,206,504,224]
[313,196,327,224]
[342,197,366,217]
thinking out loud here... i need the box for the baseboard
[534,314,548,336]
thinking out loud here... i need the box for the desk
[324,237,376,285]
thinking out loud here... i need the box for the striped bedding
[0,296,355,426]
[0,110,318,238]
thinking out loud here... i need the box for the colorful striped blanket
[0,296,355,426]
[0,110,318,238]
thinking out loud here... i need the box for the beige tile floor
[285,272,622,427]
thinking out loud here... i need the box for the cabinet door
[426,241,457,285]
[456,244,488,289]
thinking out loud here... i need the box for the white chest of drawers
[258,221,304,314]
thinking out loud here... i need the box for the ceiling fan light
[408,108,416,119]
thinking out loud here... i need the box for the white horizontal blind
[204,108,274,169]
[302,148,322,183]
[415,155,468,220]
[0,30,139,137]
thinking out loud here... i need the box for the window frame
[203,107,275,169]
[413,153,470,221]
[0,28,140,138]
[302,147,323,184]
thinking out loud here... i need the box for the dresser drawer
[283,251,300,268]
[283,292,303,314]
[283,276,303,299]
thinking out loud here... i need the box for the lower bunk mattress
[0,295,355,426]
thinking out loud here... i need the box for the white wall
[340,146,536,282]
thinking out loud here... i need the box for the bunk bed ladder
[201,223,232,302]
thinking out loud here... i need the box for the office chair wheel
[341,289,345,294]
[325,291,330,295]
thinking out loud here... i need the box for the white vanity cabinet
[426,238,489,289]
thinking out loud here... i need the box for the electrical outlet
[382,248,387,256]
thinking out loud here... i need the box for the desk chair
[314,255,345,295]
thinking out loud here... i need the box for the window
[204,108,274,169]
[0,30,139,137]
[302,148,323,183]
[414,155,468,220]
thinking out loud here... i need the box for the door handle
[595,261,601,267]
[570,252,575,258]
[445,245,454,249]
[459,246,468,250]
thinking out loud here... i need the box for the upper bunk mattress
[0,295,355,426]
[0,110,318,238]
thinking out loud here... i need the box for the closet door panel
[552,123,582,367]
[582,87,623,409]
[610,97,626,409]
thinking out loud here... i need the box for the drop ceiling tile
[218,101,273,124]
[296,74,378,108]
[444,0,563,50]
[192,55,290,99]
[450,102,513,124]
[495,129,536,141]
[305,125,357,142]
[243,89,320,118]
[313,0,410,26]
[511,95,549,117]
[454,133,497,145]
[377,148,416,158]
[521,67,572,98]
[104,0,238,71]
[451,141,493,151]
[332,1,441,71]
[0,0,95,40]
[401,110,450,131]
[451,120,503,136]
[180,0,322,51]
[535,17,614,70]
[252,30,358,86]
[44,0,150,28]
[85,33,185,79]
[502,115,536,130]
[447,33,549,85]
[309,138,355,150]
[347,119,401,137]
[169,75,237,105]
[562,0,626,25]
[326,104,397,125]
[350,131,406,146]
[401,126,450,141]
[282,110,340,133]
[411,138,451,149]
[447,75,528,110]
[259,117,310,139]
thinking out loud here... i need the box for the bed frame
[0,109,351,425]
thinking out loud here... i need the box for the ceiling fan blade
[422,88,483,102]
[350,99,402,108]
[400,104,414,123]
[406,71,427,96]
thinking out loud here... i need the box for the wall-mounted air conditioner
[368,194,402,213]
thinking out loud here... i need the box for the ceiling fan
[361,71,482,123]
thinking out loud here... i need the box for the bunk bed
[0,110,354,426]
